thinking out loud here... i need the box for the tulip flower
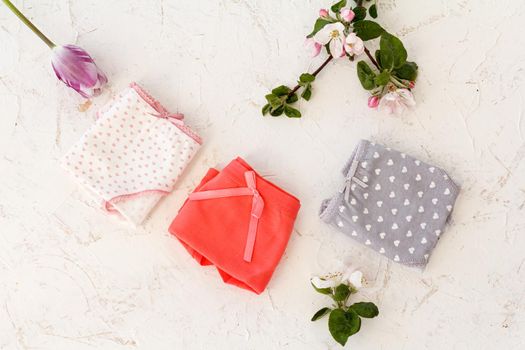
[2,0,107,98]
[51,45,107,98]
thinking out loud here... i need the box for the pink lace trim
[104,189,171,213]
[129,82,203,145]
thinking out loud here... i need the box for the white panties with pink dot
[61,82,202,225]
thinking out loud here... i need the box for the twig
[364,47,380,70]
[287,55,334,97]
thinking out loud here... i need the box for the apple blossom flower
[344,32,364,56]
[319,8,329,18]
[311,275,339,289]
[51,45,108,98]
[379,88,416,115]
[313,22,346,58]
[409,81,416,89]
[304,38,322,58]
[368,95,380,108]
[345,270,363,289]
[340,8,355,22]
[311,266,364,290]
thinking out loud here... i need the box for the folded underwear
[320,140,460,268]
[169,157,301,294]
[61,82,202,225]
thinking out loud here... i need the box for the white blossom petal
[313,29,331,45]
[348,271,363,289]
[345,32,359,45]
[311,276,338,289]
[330,38,345,58]
[379,89,416,115]
[396,88,416,106]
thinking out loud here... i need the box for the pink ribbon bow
[188,170,264,262]
[150,111,185,126]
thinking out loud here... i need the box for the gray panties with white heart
[319,140,460,268]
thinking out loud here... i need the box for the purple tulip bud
[51,45,107,98]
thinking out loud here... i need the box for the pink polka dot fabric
[61,82,202,225]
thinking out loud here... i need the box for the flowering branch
[364,47,379,69]
[262,0,418,117]
[287,55,333,99]
[311,268,379,346]
[262,55,335,118]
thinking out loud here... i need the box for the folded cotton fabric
[62,82,202,225]
[320,140,459,268]
[169,157,301,294]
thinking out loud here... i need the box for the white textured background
[1,0,525,349]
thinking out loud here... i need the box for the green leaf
[353,20,384,41]
[265,94,282,108]
[328,309,361,346]
[331,0,347,13]
[269,105,284,117]
[262,103,271,115]
[301,85,312,101]
[286,92,298,104]
[374,49,382,68]
[272,85,291,97]
[284,105,301,118]
[270,106,284,117]
[350,302,379,318]
[374,70,390,86]
[311,307,331,321]
[307,18,332,38]
[324,42,332,56]
[380,32,407,70]
[299,73,315,83]
[333,284,350,301]
[356,61,377,90]
[394,61,418,81]
[352,6,367,22]
[369,4,378,18]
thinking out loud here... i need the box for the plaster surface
[1,1,524,349]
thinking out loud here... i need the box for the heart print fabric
[320,140,460,267]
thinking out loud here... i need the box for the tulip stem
[2,0,55,48]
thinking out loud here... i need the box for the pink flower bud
[319,9,329,18]
[409,81,416,89]
[340,8,355,22]
[368,95,380,108]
